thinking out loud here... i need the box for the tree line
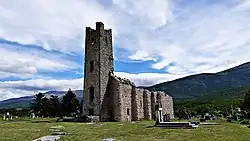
[174,86,250,119]
[30,89,81,117]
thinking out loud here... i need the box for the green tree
[242,87,250,118]
[41,97,52,117]
[50,95,61,117]
[61,89,80,116]
[30,93,44,116]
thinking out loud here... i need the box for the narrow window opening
[91,38,95,45]
[89,108,94,116]
[89,87,94,102]
[127,108,130,115]
[90,61,94,72]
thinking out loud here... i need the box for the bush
[239,120,249,125]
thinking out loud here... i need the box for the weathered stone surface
[33,135,60,141]
[143,90,151,120]
[51,132,70,135]
[50,126,64,129]
[151,91,157,119]
[103,138,115,141]
[83,22,113,116]
[119,82,133,121]
[134,88,144,120]
[83,22,174,122]
[159,92,174,119]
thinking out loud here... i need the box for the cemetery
[0,114,250,141]
[1,22,250,140]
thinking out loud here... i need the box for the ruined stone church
[82,22,174,122]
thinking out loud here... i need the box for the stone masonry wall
[109,74,135,122]
[83,22,113,117]
[143,90,151,120]
[100,77,114,121]
[99,26,113,115]
[83,26,101,116]
[160,92,174,119]
[150,91,157,119]
[119,82,133,122]
[111,76,123,121]
[134,88,144,120]
[84,22,174,122]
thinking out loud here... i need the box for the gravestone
[204,113,211,120]
[155,103,163,124]
[33,135,60,141]
[30,113,35,119]
[6,112,9,121]
[200,118,206,122]
[163,114,170,122]
[103,138,115,141]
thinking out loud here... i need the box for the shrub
[239,120,249,125]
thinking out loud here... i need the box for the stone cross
[155,104,164,123]
[3,113,5,120]
[158,107,163,123]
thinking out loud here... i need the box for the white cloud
[115,72,186,86]
[0,44,80,78]
[0,70,185,101]
[0,78,83,101]
[124,0,250,75]
[0,0,171,54]
[0,0,115,54]
[1,0,250,100]
[128,50,157,61]
[1,0,250,76]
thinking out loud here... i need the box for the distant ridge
[147,62,250,98]
[0,90,83,109]
[1,62,250,109]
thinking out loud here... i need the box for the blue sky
[0,0,250,100]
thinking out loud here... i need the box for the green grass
[0,119,250,141]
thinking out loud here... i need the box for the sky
[1,0,250,101]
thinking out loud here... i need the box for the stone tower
[83,22,113,117]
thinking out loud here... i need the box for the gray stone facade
[83,22,174,122]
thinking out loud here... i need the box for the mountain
[1,62,250,109]
[147,62,250,99]
[0,90,83,109]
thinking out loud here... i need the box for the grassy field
[0,118,250,141]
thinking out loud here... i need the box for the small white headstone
[103,138,115,141]
[50,126,65,129]
[31,113,36,119]
[33,135,60,141]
